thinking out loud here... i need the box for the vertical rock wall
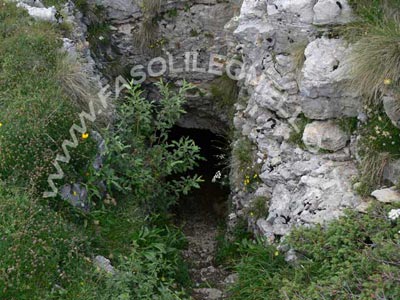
[230,0,366,242]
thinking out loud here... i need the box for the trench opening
[169,126,231,293]
[169,126,230,222]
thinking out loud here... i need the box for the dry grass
[57,55,110,125]
[135,17,159,53]
[142,0,162,13]
[290,41,308,76]
[347,19,400,104]
[345,1,400,105]
[135,0,162,53]
[359,151,391,194]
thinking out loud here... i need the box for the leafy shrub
[100,225,190,300]
[86,81,203,212]
[230,203,400,300]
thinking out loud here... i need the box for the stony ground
[177,181,236,300]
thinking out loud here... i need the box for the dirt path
[178,182,234,300]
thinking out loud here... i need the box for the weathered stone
[383,159,400,186]
[97,0,140,21]
[284,249,298,264]
[371,187,400,203]
[274,0,316,23]
[260,160,360,236]
[302,121,349,153]
[383,94,400,129]
[300,38,361,119]
[16,2,56,22]
[224,273,239,285]
[313,0,353,25]
[193,288,223,300]
[60,183,89,211]
[94,256,115,275]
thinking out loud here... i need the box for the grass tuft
[135,0,162,53]
[347,19,400,104]
[290,41,308,76]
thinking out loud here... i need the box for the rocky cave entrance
[169,126,232,297]
[169,126,230,222]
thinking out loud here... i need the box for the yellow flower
[384,78,392,85]
[82,132,89,139]
[253,174,258,179]
[0,122,3,127]
[73,191,77,196]
[250,212,254,217]
[274,251,279,256]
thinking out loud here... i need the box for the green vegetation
[85,81,203,212]
[190,28,200,37]
[231,136,261,189]
[247,196,269,219]
[288,113,311,148]
[215,220,252,267]
[0,185,99,300]
[210,73,240,118]
[339,1,400,194]
[0,3,201,299]
[337,116,359,135]
[355,107,400,194]
[165,8,178,18]
[227,203,400,300]
[0,1,97,193]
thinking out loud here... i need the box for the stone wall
[16,0,400,241]
[229,0,365,242]
[90,0,240,133]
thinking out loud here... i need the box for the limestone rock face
[92,0,237,133]
[313,0,353,25]
[300,38,361,119]
[302,121,349,152]
[98,0,140,21]
[231,0,363,240]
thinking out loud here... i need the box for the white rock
[371,187,400,203]
[274,0,316,23]
[383,159,400,186]
[16,3,56,22]
[193,288,223,300]
[313,0,353,25]
[302,121,349,153]
[300,37,361,119]
[94,256,115,275]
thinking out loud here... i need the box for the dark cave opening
[169,126,230,222]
